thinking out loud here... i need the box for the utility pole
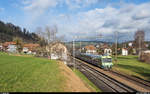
[115,31,118,63]
[73,39,75,70]
[80,41,82,53]
[124,40,126,48]
[138,36,141,60]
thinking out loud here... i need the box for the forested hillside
[0,20,44,44]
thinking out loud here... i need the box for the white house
[104,48,112,56]
[23,43,39,54]
[27,51,32,54]
[0,45,2,50]
[84,45,97,54]
[122,48,128,56]
[22,47,29,53]
[7,45,17,53]
[50,42,68,61]
[95,44,100,48]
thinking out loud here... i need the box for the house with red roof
[3,42,17,53]
[23,43,40,54]
[83,45,97,54]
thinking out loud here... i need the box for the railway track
[69,55,150,92]
[109,70,150,90]
[78,63,136,92]
[69,56,137,92]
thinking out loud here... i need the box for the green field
[113,55,150,81]
[0,52,64,92]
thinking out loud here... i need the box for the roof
[84,45,96,50]
[122,48,128,50]
[99,44,110,49]
[23,43,40,51]
[3,42,16,47]
[23,43,40,47]
[23,43,40,48]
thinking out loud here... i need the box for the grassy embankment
[113,55,150,81]
[73,69,101,92]
[0,52,65,92]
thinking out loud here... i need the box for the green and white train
[76,53,113,70]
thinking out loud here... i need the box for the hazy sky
[0,0,150,41]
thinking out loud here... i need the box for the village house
[0,43,2,51]
[3,42,17,53]
[104,48,112,56]
[122,48,128,56]
[49,42,69,64]
[99,43,112,56]
[23,43,40,54]
[83,45,97,54]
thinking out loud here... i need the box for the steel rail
[78,62,136,92]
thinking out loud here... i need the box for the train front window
[102,58,112,63]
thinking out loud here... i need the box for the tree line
[0,20,47,46]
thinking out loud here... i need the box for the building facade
[122,48,128,56]
[84,45,97,54]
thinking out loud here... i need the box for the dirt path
[58,61,93,92]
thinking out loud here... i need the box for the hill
[0,20,44,44]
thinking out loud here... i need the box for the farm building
[7,45,17,53]
[23,43,40,54]
[50,42,69,61]
[3,42,18,53]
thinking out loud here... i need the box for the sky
[0,0,150,42]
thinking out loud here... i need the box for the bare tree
[35,27,42,36]
[45,26,51,43]
[35,25,66,44]
[52,25,58,41]
[35,27,47,47]
[45,25,58,43]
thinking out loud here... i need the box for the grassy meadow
[0,52,65,92]
[113,55,150,81]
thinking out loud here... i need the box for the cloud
[23,0,59,13]
[0,8,4,12]
[131,3,150,20]
[65,0,99,9]
[22,0,100,12]
[60,2,150,41]
[20,0,150,41]
[21,0,101,28]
